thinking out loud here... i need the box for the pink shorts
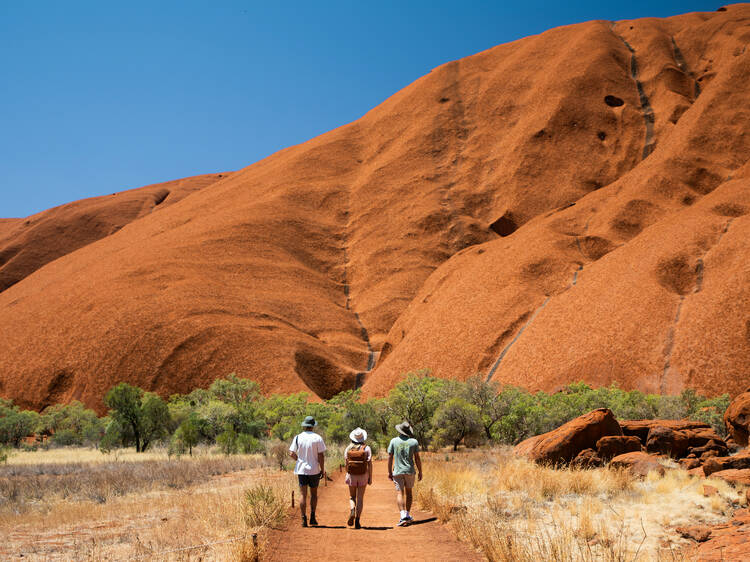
[345,472,369,487]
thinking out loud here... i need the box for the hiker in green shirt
[387,421,422,527]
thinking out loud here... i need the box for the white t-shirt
[289,431,326,475]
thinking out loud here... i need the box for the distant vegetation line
[0,371,729,458]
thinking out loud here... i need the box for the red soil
[0,6,748,411]
[267,460,482,561]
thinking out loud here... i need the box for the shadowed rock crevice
[489,212,519,237]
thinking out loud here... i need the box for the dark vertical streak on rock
[610,26,656,160]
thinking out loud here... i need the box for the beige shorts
[392,473,415,491]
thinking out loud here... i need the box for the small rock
[676,525,712,542]
[703,484,718,497]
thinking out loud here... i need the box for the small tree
[432,398,483,451]
[104,383,170,452]
[174,415,200,455]
[386,371,445,448]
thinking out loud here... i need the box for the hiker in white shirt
[289,415,326,527]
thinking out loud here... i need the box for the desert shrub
[237,433,264,454]
[243,484,287,528]
[267,439,289,470]
[0,399,41,447]
[41,401,105,447]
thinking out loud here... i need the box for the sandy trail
[267,460,482,561]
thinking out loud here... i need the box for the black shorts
[297,473,321,488]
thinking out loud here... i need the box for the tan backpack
[346,444,368,475]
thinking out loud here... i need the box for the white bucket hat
[349,427,367,443]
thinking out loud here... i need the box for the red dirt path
[267,460,481,562]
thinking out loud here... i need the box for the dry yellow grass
[0,447,294,560]
[416,448,745,562]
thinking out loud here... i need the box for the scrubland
[417,448,744,561]
[0,447,292,560]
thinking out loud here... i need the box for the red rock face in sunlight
[0,6,748,412]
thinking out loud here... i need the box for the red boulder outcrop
[514,408,622,465]
[724,389,750,447]
[596,435,642,460]
[610,451,667,477]
[703,453,750,477]
[646,426,691,458]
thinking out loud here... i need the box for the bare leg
[405,488,413,513]
[348,486,357,513]
[396,488,406,512]
[299,485,308,517]
[310,487,318,515]
[356,486,366,518]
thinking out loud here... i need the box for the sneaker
[301,515,308,528]
[347,509,355,527]
[405,514,414,522]
[355,518,361,529]
[309,514,319,526]
[397,517,410,527]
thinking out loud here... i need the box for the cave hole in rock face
[604,95,624,107]
[490,212,518,237]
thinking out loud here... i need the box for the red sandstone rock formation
[725,388,750,446]
[514,408,622,464]
[0,6,749,411]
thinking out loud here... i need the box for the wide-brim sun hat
[349,427,367,443]
[395,421,414,437]
[301,415,317,428]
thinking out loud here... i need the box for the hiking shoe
[301,515,308,528]
[309,514,319,526]
[355,518,361,530]
[397,517,410,527]
[347,509,355,527]
[405,514,414,522]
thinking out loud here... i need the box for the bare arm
[367,459,373,485]
[289,451,298,460]
[415,451,423,481]
[388,453,394,480]
[318,452,325,478]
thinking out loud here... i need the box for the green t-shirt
[387,436,419,475]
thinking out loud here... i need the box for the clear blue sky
[0,0,724,218]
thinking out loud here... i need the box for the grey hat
[395,421,414,437]
[301,415,317,428]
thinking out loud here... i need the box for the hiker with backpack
[387,421,422,527]
[289,416,326,527]
[344,427,372,529]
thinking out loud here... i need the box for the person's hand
[417,471,423,482]
[388,473,393,481]
[367,478,372,486]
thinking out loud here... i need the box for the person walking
[344,427,373,529]
[289,415,326,527]
[387,421,422,527]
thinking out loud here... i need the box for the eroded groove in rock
[671,36,701,99]
[611,26,656,159]
[342,191,377,390]
[660,218,735,392]
[486,297,551,382]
